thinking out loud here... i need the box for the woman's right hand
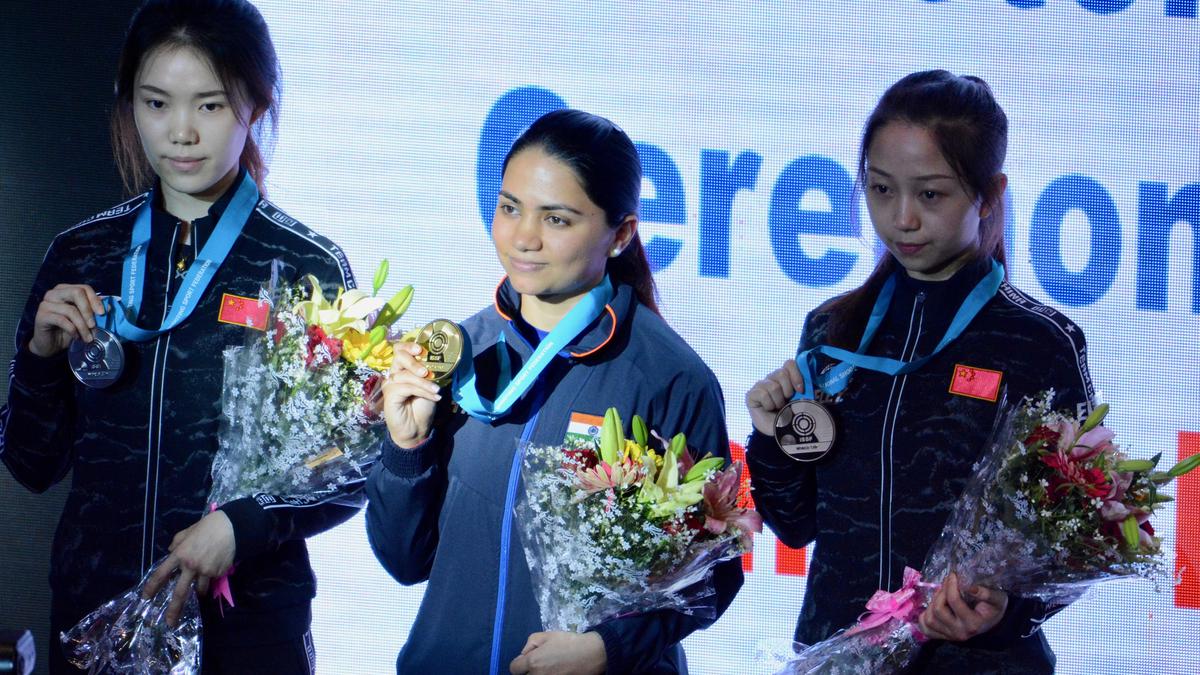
[28,283,106,357]
[381,341,444,448]
[745,358,807,436]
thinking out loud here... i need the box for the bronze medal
[68,328,125,389]
[774,399,836,462]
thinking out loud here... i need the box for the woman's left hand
[917,571,1007,642]
[509,631,606,675]
[142,510,237,626]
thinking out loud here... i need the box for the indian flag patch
[564,411,604,444]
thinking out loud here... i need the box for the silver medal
[774,399,836,462]
[68,328,125,389]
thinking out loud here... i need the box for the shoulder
[990,280,1089,350]
[461,304,504,354]
[625,306,721,392]
[54,193,147,244]
[248,198,354,286]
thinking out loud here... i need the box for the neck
[160,166,240,222]
[518,277,605,331]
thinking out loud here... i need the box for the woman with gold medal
[366,109,743,674]
[745,71,1097,674]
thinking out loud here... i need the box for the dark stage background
[1,3,141,672]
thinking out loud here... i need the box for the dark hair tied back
[504,109,659,314]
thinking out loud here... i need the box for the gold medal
[405,319,464,386]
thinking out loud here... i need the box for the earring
[611,248,622,257]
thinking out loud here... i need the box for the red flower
[304,325,342,369]
[273,319,287,346]
[361,374,384,418]
[563,447,599,472]
[1025,424,1061,451]
[1040,453,1110,501]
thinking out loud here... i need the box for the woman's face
[865,122,999,281]
[133,46,253,217]
[492,147,632,308]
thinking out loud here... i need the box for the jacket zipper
[878,290,925,589]
[489,329,547,675]
[140,222,182,573]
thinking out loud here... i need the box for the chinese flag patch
[217,293,269,330]
[949,364,1003,402]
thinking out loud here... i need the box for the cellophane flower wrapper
[63,267,409,674]
[61,569,200,674]
[514,420,760,633]
[777,391,1172,675]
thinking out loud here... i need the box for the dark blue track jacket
[366,278,744,674]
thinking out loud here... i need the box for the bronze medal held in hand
[407,319,463,386]
[774,399,836,462]
[68,328,125,389]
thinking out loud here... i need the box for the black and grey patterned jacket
[1,172,357,647]
[748,258,1095,674]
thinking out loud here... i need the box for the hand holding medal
[746,357,837,462]
[30,283,126,389]
[382,320,465,448]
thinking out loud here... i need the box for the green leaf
[1149,471,1174,485]
[1121,514,1140,550]
[373,259,389,296]
[1115,459,1155,473]
[373,285,414,329]
[1168,453,1200,478]
[685,456,726,483]
[1080,402,1109,433]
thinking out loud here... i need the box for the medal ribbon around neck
[793,259,1005,401]
[452,275,614,422]
[102,172,259,342]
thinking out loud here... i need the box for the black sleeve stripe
[996,282,1096,404]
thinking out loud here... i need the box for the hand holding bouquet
[778,392,1200,675]
[515,407,761,633]
[62,260,415,674]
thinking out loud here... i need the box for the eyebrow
[499,190,584,215]
[137,84,228,98]
[868,166,957,181]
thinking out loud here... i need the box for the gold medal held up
[403,319,464,387]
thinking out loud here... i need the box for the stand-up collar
[492,277,633,359]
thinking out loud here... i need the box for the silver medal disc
[68,327,125,389]
[774,399,836,462]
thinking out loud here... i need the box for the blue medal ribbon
[452,276,614,421]
[793,259,1005,401]
[103,172,259,342]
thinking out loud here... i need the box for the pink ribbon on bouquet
[209,503,238,616]
[845,567,935,642]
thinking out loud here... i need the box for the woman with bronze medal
[745,71,1096,673]
[366,109,743,674]
[1,1,357,672]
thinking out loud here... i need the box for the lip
[166,156,204,172]
[507,258,546,273]
[895,243,926,255]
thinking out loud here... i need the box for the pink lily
[700,462,763,546]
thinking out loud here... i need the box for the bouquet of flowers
[777,391,1200,674]
[62,260,415,675]
[515,407,762,632]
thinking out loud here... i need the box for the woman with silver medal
[3,1,358,672]
[745,71,1096,673]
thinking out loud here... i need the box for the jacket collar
[492,277,633,359]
